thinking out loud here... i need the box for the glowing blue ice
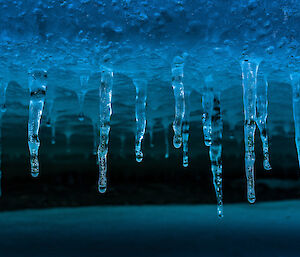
[241,60,259,204]
[171,55,185,149]
[209,92,223,218]
[133,78,147,162]
[182,91,190,167]
[97,57,113,194]
[28,68,48,178]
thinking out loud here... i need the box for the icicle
[209,92,223,218]
[163,122,169,159]
[202,76,214,146]
[241,60,259,204]
[77,74,90,121]
[97,56,113,193]
[171,55,185,148]
[256,74,272,171]
[290,73,300,168]
[182,91,191,167]
[28,68,47,177]
[133,78,147,162]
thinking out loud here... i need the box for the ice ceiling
[1,0,300,217]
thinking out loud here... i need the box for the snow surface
[0,200,299,256]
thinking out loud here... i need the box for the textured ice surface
[1,0,300,215]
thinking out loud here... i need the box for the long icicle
[209,92,223,218]
[202,76,214,146]
[241,60,259,204]
[182,90,191,167]
[171,55,185,148]
[290,73,300,168]
[256,74,272,171]
[98,58,113,193]
[133,78,147,162]
[28,68,47,177]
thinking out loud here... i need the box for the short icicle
[171,55,185,148]
[133,78,147,162]
[97,56,113,193]
[28,68,48,177]
[78,74,90,121]
[256,73,272,170]
[241,59,259,204]
[290,73,300,168]
[209,92,223,218]
[182,90,191,167]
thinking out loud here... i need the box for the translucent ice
[28,68,48,178]
[182,91,190,167]
[241,60,259,204]
[256,73,272,171]
[202,76,214,147]
[171,55,185,148]
[209,92,223,218]
[97,58,113,193]
[133,78,147,162]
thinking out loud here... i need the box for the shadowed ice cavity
[28,68,48,178]
[171,55,186,149]
[133,78,147,163]
[98,55,113,194]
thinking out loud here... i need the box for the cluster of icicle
[1,54,300,218]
